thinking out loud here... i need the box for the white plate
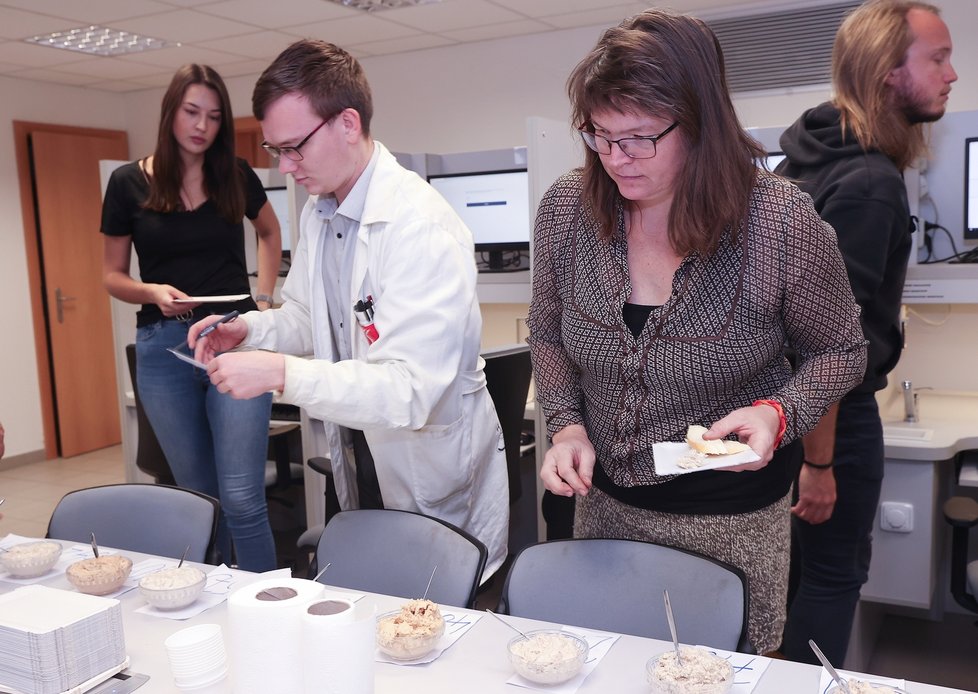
[173,294,249,303]
[652,441,760,476]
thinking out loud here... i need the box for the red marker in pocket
[354,296,379,344]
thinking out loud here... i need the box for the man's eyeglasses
[261,110,342,162]
[578,121,680,159]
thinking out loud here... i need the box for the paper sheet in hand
[653,442,760,476]
[167,346,207,369]
[173,294,248,303]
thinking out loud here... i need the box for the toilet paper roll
[227,578,325,694]
[301,599,375,694]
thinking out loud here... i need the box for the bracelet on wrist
[752,398,787,448]
[803,459,833,469]
[255,294,274,304]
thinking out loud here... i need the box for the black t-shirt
[100,158,266,326]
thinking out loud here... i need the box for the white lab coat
[241,143,509,576]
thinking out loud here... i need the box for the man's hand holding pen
[189,311,247,363]
[188,310,285,399]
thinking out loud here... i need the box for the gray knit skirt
[574,486,791,654]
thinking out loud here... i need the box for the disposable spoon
[663,589,682,666]
[312,561,332,583]
[177,545,190,568]
[90,532,99,558]
[485,608,530,640]
[421,565,438,600]
[809,639,851,694]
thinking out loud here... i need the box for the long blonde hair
[832,0,940,170]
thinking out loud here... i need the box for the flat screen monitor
[428,169,529,271]
[759,151,786,172]
[264,186,291,255]
[965,138,978,239]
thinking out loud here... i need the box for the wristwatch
[255,294,274,304]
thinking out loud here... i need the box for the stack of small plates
[0,584,127,694]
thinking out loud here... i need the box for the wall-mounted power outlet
[880,501,914,533]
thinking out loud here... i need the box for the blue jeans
[782,391,884,665]
[136,319,276,572]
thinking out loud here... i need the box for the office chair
[499,538,752,652]
[125,344,176,485]
[46,483,220,564]
[943,495,978,614]
[482,344,533,504]
[313,509,488,608]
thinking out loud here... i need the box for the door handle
[55,287,76,324]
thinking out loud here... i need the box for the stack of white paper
[0,585,127,694]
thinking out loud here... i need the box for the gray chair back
[46,483,220,564]
[499,538,751,652]
[314,509,487,608]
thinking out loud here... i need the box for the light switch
[880,501,914,533]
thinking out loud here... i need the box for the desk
[2,542,973,694]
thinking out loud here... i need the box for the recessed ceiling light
[325,0,441,11]
[24,25,175,57]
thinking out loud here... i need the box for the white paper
[653,441,760,476]
[173,295,249,303]
[376,609,482,665]
[699,646,772,693]
[167,347,207,369]
[817,668,906,693]
[506,626,620,692]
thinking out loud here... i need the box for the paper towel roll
[227,578,325,694]
[301,599,375,694]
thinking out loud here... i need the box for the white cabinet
[862,457,942,608]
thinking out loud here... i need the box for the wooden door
[30,129,128,456]
[234,116,271,169]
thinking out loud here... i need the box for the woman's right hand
[540,424,595,497]
[151,284,198,317]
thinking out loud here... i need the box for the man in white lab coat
[189,39,509,577]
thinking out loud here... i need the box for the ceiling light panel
[24,25,174,57]
[324,0,441,12]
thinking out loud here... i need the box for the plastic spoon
[422,565,438,600]
[312,561,332,583]
[809,639,851,694]
[663,589,682,666]
[177,545,190,568]
[485,608,530,640]
[90,532,99,559]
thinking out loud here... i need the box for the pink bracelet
[752,399,786,448]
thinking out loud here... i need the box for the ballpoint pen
[198,310,239,338]
[354,297,379,344]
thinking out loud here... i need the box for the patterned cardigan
[527,169,867,488]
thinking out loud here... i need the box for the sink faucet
[902,380,918,423]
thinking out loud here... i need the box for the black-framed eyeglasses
[261,111,342,162]
[578,121,680,159]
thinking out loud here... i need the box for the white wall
[3,0,977,458]
[0,77,128,460]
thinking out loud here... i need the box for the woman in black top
[101,64,281,571]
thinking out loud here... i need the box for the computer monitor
[427,169,530,272]
[759,151,786,172]
[965,137,978,239]
[264,186,291,255]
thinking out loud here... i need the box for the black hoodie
[776,102,912,394]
